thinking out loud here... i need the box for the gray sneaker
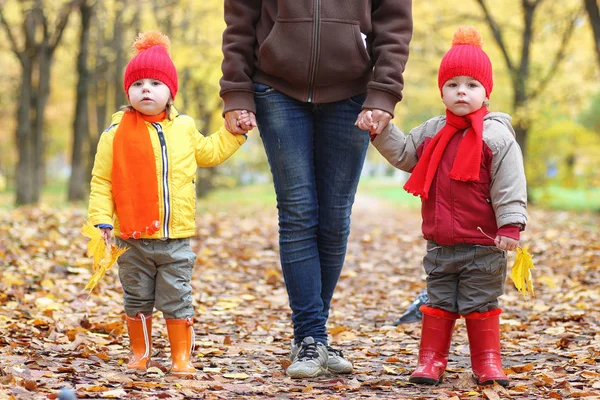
[286,337,328,378]
[290,339,352,374]
[326,345,353,374]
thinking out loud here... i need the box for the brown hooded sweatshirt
[220,0,413,117]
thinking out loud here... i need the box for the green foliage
[357,178,421,209]
[196,183,276,215]
[578,91,600,133]
[531,186,600,211]
[526,119,600,187]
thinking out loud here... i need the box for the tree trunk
[15,62,35,205]
[2,0,80,206]
[584,0,600,68]
[68,1,93,201]
[33,44,52,201]
[512,78,529,159]
[87,1,109,181]
[112,0,126,108]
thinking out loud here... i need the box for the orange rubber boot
[409,306,459,385]
[166,318,197,375]
[125,313,152,370]
[465,308,509,387]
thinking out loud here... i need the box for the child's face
[128,78,171,116]
[441,76,488,116]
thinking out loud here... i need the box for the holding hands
[355,108,393,139]
[224,110,257,134]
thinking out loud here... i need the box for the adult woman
[220,1,413,378]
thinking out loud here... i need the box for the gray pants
[116,237,196,319]
[423,241,507,315]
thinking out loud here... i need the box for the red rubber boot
[465,308,509,387]
[409,306,459,385]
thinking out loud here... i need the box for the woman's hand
[224,110,256,134]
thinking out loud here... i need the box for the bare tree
[87,0,141,185]
[0,0,82,205]
[87,0,109,182]
[68,0,94,202]
[475,0,581,159]
[584,0,600,68]
[112,0,128,109]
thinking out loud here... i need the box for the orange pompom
[132,30,171,55]
[451,26,483,48]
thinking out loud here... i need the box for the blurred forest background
[0,0,599,210]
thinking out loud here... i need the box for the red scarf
[404,107,488,200]
[112,109,166,238]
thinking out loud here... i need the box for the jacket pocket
[314,20,371,84]
[172,180,196,233]
[258,20,312,85]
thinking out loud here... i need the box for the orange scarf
[112,109,166,238]
[404,107,488,200]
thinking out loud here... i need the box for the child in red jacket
[359,26,528,387]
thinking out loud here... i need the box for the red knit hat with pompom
[438,26,493,97]
[123,31,178,99]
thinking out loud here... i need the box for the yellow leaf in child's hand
[84,244,128,294]
[81,222,107,271]
[510,246,535,297]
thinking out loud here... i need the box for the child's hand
[355,109,392,139]
[237,110,257,132]
[355,110,376,131]
[494,235,518,251]
[100,227,112,242]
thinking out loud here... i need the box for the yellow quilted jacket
[88,108,246,238]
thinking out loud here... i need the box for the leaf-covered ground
[0,197,599,399]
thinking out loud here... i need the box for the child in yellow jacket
[87,31,247,375]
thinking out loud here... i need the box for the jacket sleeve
[88,130,115,226]
[488,124,528,229]
[362,0,413,116]
[371,121,427,172]
[195,126,246,167]
[219,0,262,115]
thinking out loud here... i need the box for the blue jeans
[254,83,369,344]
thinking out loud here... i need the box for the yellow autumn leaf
[81,221,107,271]
[84,244,128,294]
[223,373,249,379]
[511,246,535,297]
[383,365,398,374]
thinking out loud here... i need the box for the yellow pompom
[452,26,483,48]
[132,30,171,55]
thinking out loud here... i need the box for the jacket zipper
[152,123,170,237]
[307,0,320,103]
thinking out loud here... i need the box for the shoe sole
[477,377,509,387]
[286,367,327,379]
[171,370,197,375]
[409,375,443,385]
[328,366,353,374]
